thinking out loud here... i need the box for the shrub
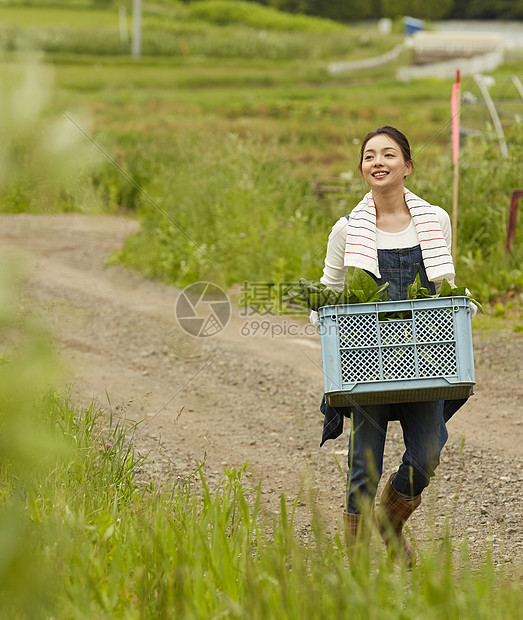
[187,0,345,33]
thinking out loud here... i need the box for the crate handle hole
[378,311,413,321]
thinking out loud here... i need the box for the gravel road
[2,213,521,568]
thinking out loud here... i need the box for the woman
[311,126,473,565]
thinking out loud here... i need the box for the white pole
[119,6,128,46]
[132,0,142,58]
[474,74,508,158]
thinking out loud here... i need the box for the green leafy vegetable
[284,270,482,313]
[284,269,389,311]
[407,274,433,300]
[438,278,453,298]
[437,278,482,312]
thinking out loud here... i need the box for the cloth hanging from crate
[319,396,468,447]
[343,188,455,283]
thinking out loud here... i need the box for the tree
[464,0,523,19]
[200,0,523,21]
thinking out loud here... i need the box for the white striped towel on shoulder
[344,188,455,282]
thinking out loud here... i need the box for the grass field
[0,5,119,27]
[0,3,522,614]
[0,1,522,307]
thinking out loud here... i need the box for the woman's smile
[360,134,412,189]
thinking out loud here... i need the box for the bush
[187,0,345,33]
[108,129,325,288]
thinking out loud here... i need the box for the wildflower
[239,232,246,238]
[260,232,266,239]
[104,442,114,452]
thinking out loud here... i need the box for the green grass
[0,4,122,28]
[1,5,521,613]
[0,3,521,303]
[186,0,344,32]
[472,296,523,332]
[0,1,401,59]
[0,0,345,34]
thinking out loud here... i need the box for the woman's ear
[358,165,363,177]
[403,160,413,178]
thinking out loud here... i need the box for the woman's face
[359,134,412,191]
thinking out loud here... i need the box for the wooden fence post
[505,189,523,254]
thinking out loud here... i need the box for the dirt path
[2,213,522,566]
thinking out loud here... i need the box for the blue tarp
[403,16,424,36]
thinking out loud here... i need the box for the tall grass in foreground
[1,271,521,617]
[1,398,522,618]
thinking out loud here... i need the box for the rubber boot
[377,474,421,567]
[344,512,364,549]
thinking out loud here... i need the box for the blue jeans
[373,246,436,299]
[346,400,448,512]
[347,245,443,512]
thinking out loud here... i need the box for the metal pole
[132,0,142,58]
[473,74,508,158]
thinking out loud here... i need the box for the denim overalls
[320,244,457,511]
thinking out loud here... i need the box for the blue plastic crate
[319,297,475,407]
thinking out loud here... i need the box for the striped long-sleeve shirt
[320,189,454,291]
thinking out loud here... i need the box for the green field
[1,2,522,615]
[1,2,522,305]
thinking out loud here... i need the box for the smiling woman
[311,125,475,567]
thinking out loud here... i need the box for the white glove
[309,309,320,329]
[466,289,478,319]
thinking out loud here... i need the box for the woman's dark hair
[358,126,412,168]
